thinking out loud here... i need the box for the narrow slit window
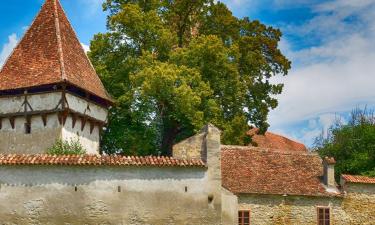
[24,121,31,134]
[317,207,330,225]
[238,210,250,225]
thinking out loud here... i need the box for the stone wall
[173,131,206,160]
[173,124,223,221]
[341,183,375,225]
[237,190,375,225]
[0,165,221,225]
[238,194,349,225]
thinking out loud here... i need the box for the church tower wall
[0,91,108,155]
[0,114,62,154]
[0,0,112,155]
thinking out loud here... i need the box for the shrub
[47,138,86,155]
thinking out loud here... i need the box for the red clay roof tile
[221,145,340,197]
[0,0,111,102]
[342,174,375,184]
[0,154,205,168]
[248,128,307,152]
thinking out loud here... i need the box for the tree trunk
[161,123,181,156]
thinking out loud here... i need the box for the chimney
[323,157,336,187]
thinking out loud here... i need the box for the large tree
[314,108,375,179]
[89,0,291,155]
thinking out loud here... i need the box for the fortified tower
[0,0,112,154]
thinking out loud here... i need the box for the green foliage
[47,139,86,155]
[90,0,291,155]
[314,108,375,179]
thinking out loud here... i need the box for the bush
[47,138,86,155]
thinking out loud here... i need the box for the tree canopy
[314,108,375,179]
[89,0,291,155]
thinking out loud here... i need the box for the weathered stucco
[0,115,61,154]
[1,122,375,224]
[0,92,107,154]
[0,165,221,225]
[66,93,108,123]
[173,124,223,220]
[221,188,238,225]
[62,115,100,154]
[0,92,62,114]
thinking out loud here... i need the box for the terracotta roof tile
[0,0,111,102]
[248,128,307,152]
[342,174,375,184]
[221,145,340,197]
[0,154,205,168]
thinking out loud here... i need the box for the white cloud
[268,0,375,145]
[0,33,18,68]
[81,42,90,53]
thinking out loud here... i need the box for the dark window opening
[24,122,31,134]
[318,207,330,225]
[238,210,250,225]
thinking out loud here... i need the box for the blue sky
[1,0,375,147]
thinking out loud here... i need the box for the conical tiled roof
[0,0,111,102]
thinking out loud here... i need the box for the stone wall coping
[0,154,206,168]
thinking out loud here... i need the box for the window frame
[238,210,250,225]
[317,206,331,225]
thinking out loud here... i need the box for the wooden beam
[0,109,64,119]
[0,109,106,126]
[90,121,95,134]
[9,117,15,129]
[41,114,48,127]
[72,114,78,128]
[81,116,87,131]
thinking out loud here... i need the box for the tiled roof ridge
[342,174,375,184]
[53,0,66,81]
[221,145,317,157]
[0,154,206,167]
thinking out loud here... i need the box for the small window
[317,207,330,225]
[238,210,250,225]
[24,122,31,134]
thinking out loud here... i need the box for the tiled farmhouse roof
[248,128,307,152]
[0,154,205,167]
[342,174,375,184]
[0,0,111,102]
[221,146,340,197]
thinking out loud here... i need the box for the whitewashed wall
[0,92,108,154]
[0,165,221,225]
[0,92,62,114]
[66,93,108,122]
[0,114,61,154]
[62,115,100,154]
